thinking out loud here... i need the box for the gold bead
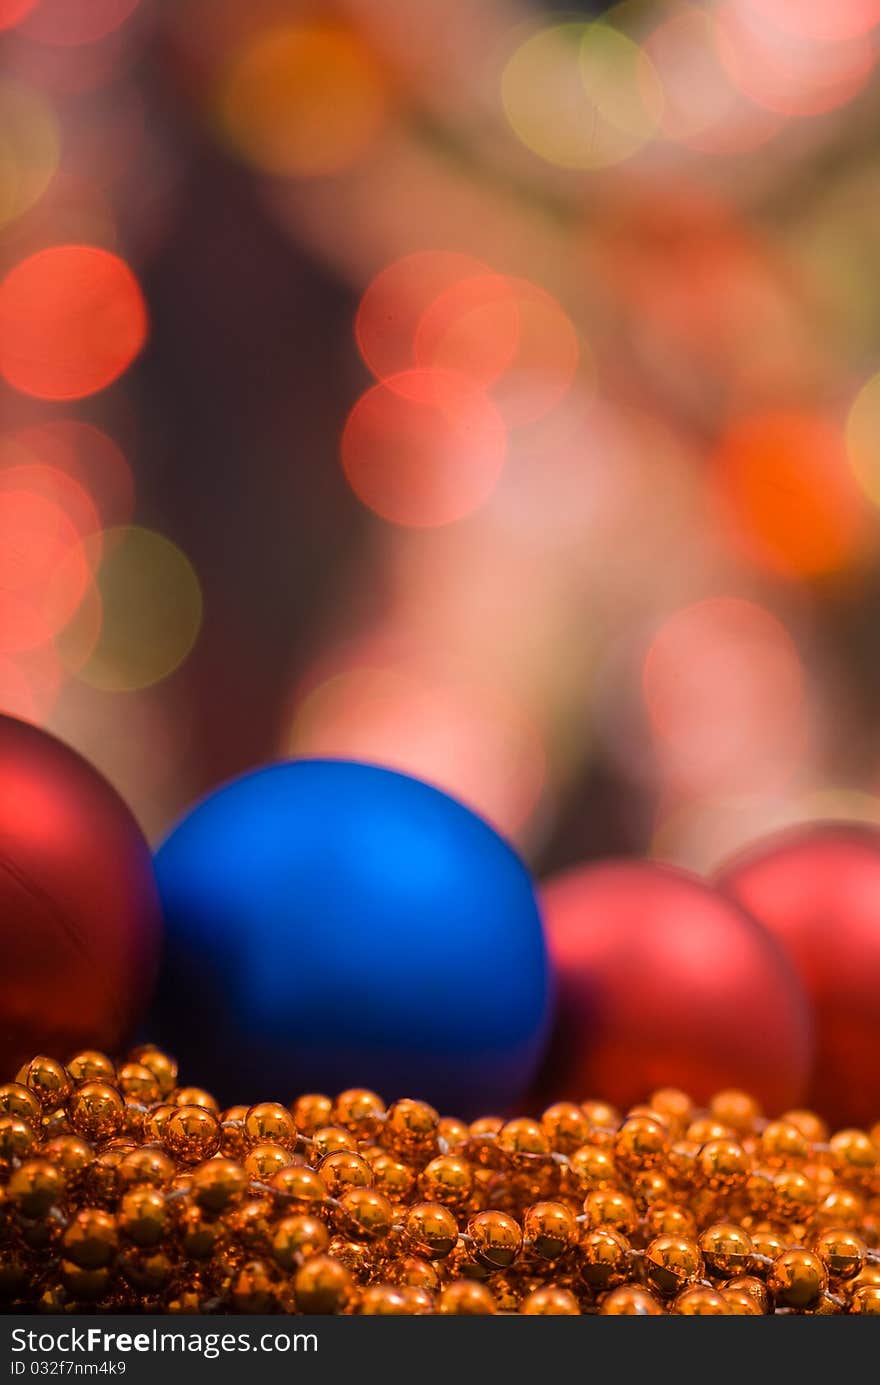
[812,1229,866,1282]
[119,1247,173,1292]
[68,1083,124,1142]
[645,1235,704,1296]
[116,1063,161,1104]
[171,1087,219,1113]
[541,1102,589,1153]
[567,1145,617,1192]
[272,1214,329,1269]
[333,1089,386,1138]
[420,1154,473,1210]
[645,1203,696,1238]
[579,1228,631,1291]
[16,1056,70,1109]
[126,1045,177,1096]
[190,1157,247,1212]
[521,1285,581,1314]
[467,1210,522,1269]
[294,1255,353,1313]
[117,1147,175,1190]
[142,1103,175,1145]
[60,1261,110,1301]
[498,1118,549,1164]
[722,1283,766,1314]
[674,1286,732,1314]
[698,1222,754,1277]
[614,1115,668,1171]
[814,1188,865,1229]
[62,1209,118,1269]
[311,1125,356,1158]
[709,1090,761,1134]
[697,1138,750,1190]
[851,1286,880,1314]
[582,1189,638,1237]
[686,1118,732,1144]
[390,1257,439,1291]
[291,1095,333,1134]
[438,1280,496,1314]
[337,1188,394,1240]
[0,1115,36,1164]
[600,1285,663,1315]
[780,1109,828,1143]
[768,1248,827,1310]
[163,1106,220,1164]
[318,1150,372,1196]
[760,1120,809,1166]
[243,1142,294,1180]
[231,1259,279,1313]
[438,1117,469,1152]
[118,1187,167,1247]
[649,1089,694,1135]
[772,1169,817,1221]
[270,1164,327,1210]
[66,1052,116,1086]
[405,1203,459,1259]
[522,1201,579,1260]
[369,1151,416,1200]
[358,1285,414,1314]
[830,1129,878,1187]
[581,1101,620,1132]
[382,1099,439,1160]
[244,1102,297,1148]
[8,1159,63,1217]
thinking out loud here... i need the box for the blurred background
[2,0,880,881]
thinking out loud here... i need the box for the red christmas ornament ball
[534,861,812,1114]
[716,823,880,1127]
[0,714,162,1075]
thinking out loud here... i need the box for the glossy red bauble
[717,823,880,1127]
[0,715,162,1074]
[534,860,812,1114]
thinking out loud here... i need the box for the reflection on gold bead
[369,1151,415,1200]
[420,1153,473,1209]
[567,1145,616,1192]
[523,1201,578,1259]
[163,1106,220,1164]
[468,1210,522,1269]
[582,1101,619,1131]
[830,1129,878,1186]
[761,1121,809,1166]
[272,1214,329,1269]
[231,1259,278,1313]
[67,1052,115,1086]
[358,1284,412,1314]
[243,1142,294,1181]
[645,1235,704,1296]
[614,1115,667,1171]
[709,1090,761,1134]
[190,1157,247,1212]
[333,1089,386,1138]
[0,1115,35,1164]
[117,1147,175,1190]
[582,1189,638,1237]
[244,1102,297,1149]
[16,1056,70,1109]
[311,1125,355,1159]
[768,1248,827,1310]
[698,1222,754,1277]
[601,1284,663,1315]
[698,1138,749,1190]
[337,1187,394,1240]
[294,1255,352,1313]
[772,1169,817,1221]
[580,1228,631,1291]
[391,1256,439,1291]
[318,1150,371,1196]
[650,1088,694,1135]
[118,1187,167,1247]
[780,1109,828,1144]
[117,1063,161,1104]
[851,1286,880,1314]
[405,1203,458,1259]
[63,1209,118,1269]
[270,1164,327,1209]
[674,1286,731,1315]
[521,1285,581,1314]
[541,1103,589,1153]
[439,1280,496,1314]
[126,1046,177,1097]
[291,1095,333,1134]
[68,1083,124,1142]
[171,1087,219,1113]
[8,1159,63,1217]
[383,1100,439,1160]
[498,1118,549,1163]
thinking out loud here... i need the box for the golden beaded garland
[2,1051,880,1314]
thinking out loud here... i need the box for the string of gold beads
[1,1049,880,1314]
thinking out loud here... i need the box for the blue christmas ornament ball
[150,759,552,1113]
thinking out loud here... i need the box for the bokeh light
[0,0,37,32]
[847,370,880,507]
[7,421,134,530]
[0,489,91,653]
[286,662,546,838]
[0,453,102,555]
[341,369,507,527]
[717,2,877,118]
[713,410,868,578]
[0,245,148,400]
[415,274,581,428]
[355,251,490,381]
[743,0,880,44]
[219,22,388,178]
[16,0,142,46]
[502,21,663,170]
[76,527,203,692]
[0,79,60,230]
[643,597,807,793]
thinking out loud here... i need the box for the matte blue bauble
[150,759,551,1113]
